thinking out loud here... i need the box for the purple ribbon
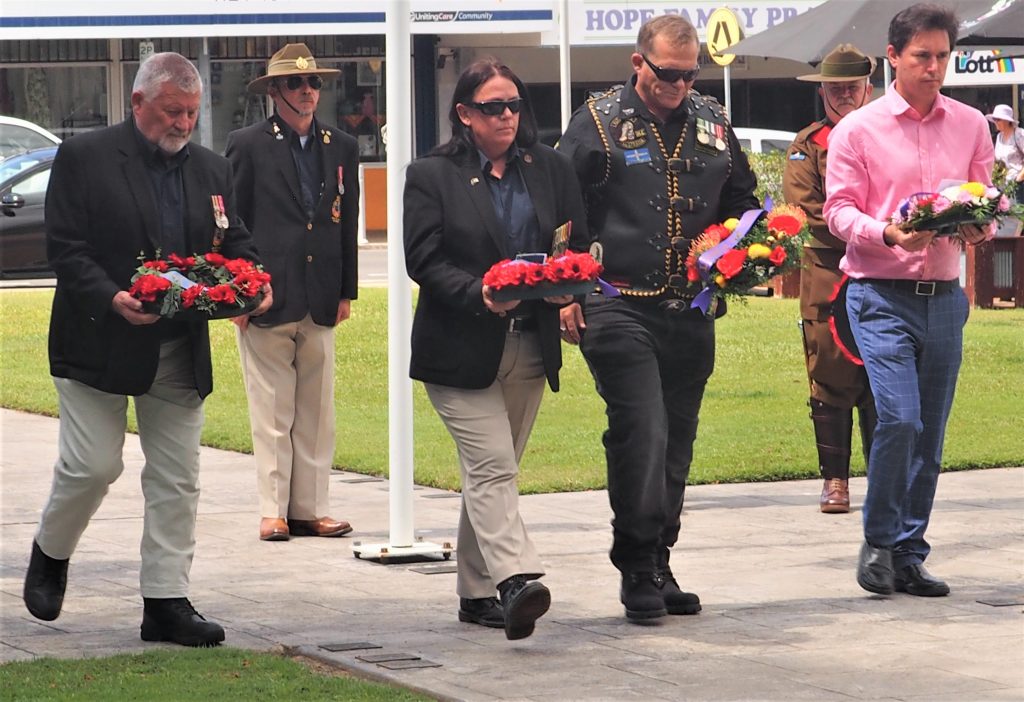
[690,207,764,315]
[597,278,621,297]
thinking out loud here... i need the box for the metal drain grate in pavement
[319,641,382,652]
[378,659,442,670]
[408,563,458,574]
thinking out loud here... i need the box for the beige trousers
[236,314,335,520]
[425,330,548,599]
[37,337,204,598]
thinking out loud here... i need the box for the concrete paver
[2,408,1022,700]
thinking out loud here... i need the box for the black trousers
[580,295,715,574]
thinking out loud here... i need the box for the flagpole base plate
[352,538,453,564]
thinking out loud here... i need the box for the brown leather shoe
[287,517,353,537]
[820,478,850,514]
[259,518,290,541]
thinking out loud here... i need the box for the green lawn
[2,288,1021,492]
[0,648,432,701]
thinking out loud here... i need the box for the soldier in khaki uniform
[783,45,875,514]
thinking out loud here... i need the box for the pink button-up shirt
[823,86,995,281]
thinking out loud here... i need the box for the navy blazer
[403,144,590,392]
[45,119,260,398]
[225,117,359,327]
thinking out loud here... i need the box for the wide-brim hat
[248,43,340,94]
[797,44,875,82]
[986,104,1018,125]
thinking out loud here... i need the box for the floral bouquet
[890,181,1024,236]
[129,252,270,320]
[484,251,603,302]
[685,203,809,318]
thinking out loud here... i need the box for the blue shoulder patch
[788,152,806,161]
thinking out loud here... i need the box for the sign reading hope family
[572,0,821,45]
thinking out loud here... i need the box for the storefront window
[0,65,108,140]
[329,60,386,162]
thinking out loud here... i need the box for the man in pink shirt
[823,3,993,598]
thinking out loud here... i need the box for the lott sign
[944,50,1024,86]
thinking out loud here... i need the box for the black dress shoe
[497,575,550,641]
[656,567,701,615]
[141,598,225,647]
[894,563,950,597]
[857,541,894,595]
[24,541,69,621]
[458,597,504,628]
[620,572,668,620]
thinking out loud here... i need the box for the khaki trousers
[237,314,335,520]
[425,330,547,599]
[36,337,204,598]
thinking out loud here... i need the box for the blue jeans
[846,281,968,569]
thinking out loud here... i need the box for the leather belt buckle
[507,316,534,333]
[914,281,936,296]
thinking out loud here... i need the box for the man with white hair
[23,52,270,646]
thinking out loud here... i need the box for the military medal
[337,166,345,195]
[210,194,228,251]
[696,117,711,145]
[331,195,341,223]
[272,122,283,140]
[713,122,727,151]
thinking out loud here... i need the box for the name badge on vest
[610,116,647,150]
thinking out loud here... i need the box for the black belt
[506,315,537,333]
[861,278,958,296]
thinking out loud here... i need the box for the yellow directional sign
[706,7,743,67]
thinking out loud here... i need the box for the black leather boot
[141,598,225,647]
[810,399,853,513]
[458,597,504,628]
[24,540,69,621]
[655,564,701,615]
[497,575,550,641]
[620,572,668,620]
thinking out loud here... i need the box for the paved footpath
[2,408,1022,700]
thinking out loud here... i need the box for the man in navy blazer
[24,52,270,647]
[226,43,359,542]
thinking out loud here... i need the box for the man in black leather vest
[557,14,758,621]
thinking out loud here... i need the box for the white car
[0,116,62,160]
[733,127,796,154]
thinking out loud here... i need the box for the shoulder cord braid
[586,93,614,189]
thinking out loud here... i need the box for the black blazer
[225,117,359,327]
[403,144,589,392]
[45,119,261,399]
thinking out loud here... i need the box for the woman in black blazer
[404,58,588,641]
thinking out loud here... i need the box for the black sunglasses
[467,98,523,116]
[642,55,700,83]
[284,75,324,91]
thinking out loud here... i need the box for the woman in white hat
[986,104,1024,201]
